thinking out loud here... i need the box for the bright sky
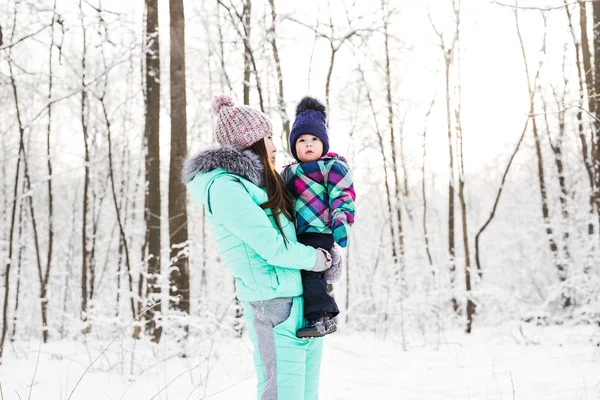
[33,0,572,181]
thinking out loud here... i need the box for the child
[281,96,356,338]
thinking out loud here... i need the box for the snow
[1,325,598,400]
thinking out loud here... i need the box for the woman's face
[264,134,277,165]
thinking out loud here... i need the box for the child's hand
[324,245,343,283]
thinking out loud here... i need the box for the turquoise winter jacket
[183,145,317,302]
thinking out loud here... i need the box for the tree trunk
[79,3,90,330]
[580,1,599,222]
[325,43,337,118]
[566,1,595,243]
[422,96,436,270]
[382,1,406,347]
[45,1,57,342]
[144,0,163,343]
[101,94,137,321]
[541,91,572,271]
[217,0,264,111]
[354,57,397,265]
[233,282,244,338]
[216,4,233,93]
[345,243,351,324]
[1,147,20,359]
[7,35,46,342]
[268,0,291,150]
[169,0,190,328]
[2,13,26,356]
[382,1,404,272]
[444,48,458,313]
[591,2,600,237]
[243,0,251,105]
[516,11,566,291]
[453,4,474,332]
[200,207,207,296]
[11,180,26,342]
[428,0,460,312]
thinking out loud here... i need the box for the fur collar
[182,145,264,187]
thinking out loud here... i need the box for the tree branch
[490,0,595,11]
[0,23,52,51]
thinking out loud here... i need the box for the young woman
[183,95,336,400]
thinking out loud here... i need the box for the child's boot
[296,315,337,338]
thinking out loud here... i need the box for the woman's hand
[310,248,332,272]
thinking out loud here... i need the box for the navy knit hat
[289,96,329,161]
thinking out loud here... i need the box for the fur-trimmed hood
[181,145,264,187]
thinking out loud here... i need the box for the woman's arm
[208,175,326,271]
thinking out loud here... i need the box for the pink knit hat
[212,95,272,149]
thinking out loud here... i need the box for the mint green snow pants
[243,295,324,400]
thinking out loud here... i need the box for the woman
[183,96,333,400]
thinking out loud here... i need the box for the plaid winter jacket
[281,153,356,248]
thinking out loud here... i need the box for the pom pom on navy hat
[289,96,330,161]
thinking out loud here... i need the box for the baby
[281,97,356,338]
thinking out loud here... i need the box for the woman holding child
[183,95,355,400]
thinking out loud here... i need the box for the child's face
[295,134,323,162]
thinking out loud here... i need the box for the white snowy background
[1,0,599,398]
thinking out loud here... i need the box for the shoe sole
[296,325,337,339]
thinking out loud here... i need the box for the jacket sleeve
[327,160,356,248]
[209,175,317,270]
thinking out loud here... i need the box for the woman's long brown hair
[246,139,294,242]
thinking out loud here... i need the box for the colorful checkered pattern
[281,153,356,248]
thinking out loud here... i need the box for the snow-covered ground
[1,324,599,400]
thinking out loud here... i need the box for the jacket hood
[182,145,264,188]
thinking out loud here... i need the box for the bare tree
[168,0,191,329]
[79,0,91,330]
[352,52,398,265]
[422,94,436,270]
[9,19,46,344]
[44,0,58,341]
[540,69,572,273]
[379,0,406,349]
[144,0,163,343]
[98,71,137,321]
[475,6,545,277]
[283,5,367,113]
[11,186,26,341]
[268,0,291,149]
[515,11,567,299]
[0,129,19,357]
[592,2,600,218]
[215,2,234,94]
[451,0,475,332]
[565,1,595,242]
[429,2,459,312]
[217,0,265,111]
[242,0,251,104]
[2,4,46,352]
[381,0,405,278]
[579,1,600,232]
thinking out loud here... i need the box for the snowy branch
[0,23,53,51]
